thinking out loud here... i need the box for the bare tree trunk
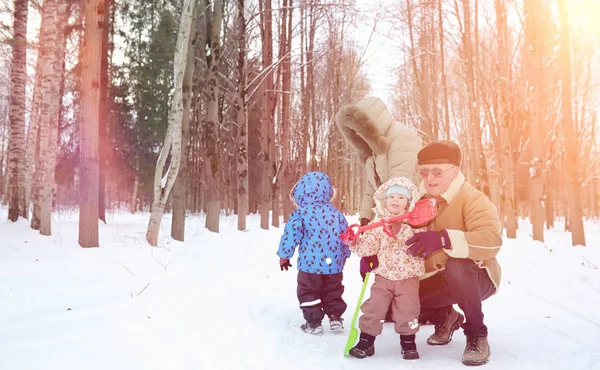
[171,6,198,241]
[7,0,28,221]
[462,0,490,197]
[79,0,104,247]
[298,0,308,174]
[146,0,196,245]
[203,0,224,233]
[525,0,546,242]
[280,0,293,223]
[558,0,585,246]
[129,172,140,214]
[98,0,111,224]
[30,125,41,229]
[307,1,317,170]
[37,0,59,236]
[24,26,44,222]
[405,0,426,137]
[258,0,274,230]
[545,181,555,228]
[271,0,292,228]
[130,162,139,214]
[437,0,450,139]
[236,0,249,231]
[0,123,6,203]
[495,0,517,238]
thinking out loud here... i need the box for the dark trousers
[297,271,347,324]
[419,258,496,337]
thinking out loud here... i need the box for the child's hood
[372,176,421,217]
[291,172,334,207]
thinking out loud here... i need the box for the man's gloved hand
[406,229,451,258]
[359,255,379,281]
[280,258,292,271]
[360,218,370,227]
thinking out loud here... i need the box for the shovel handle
[341,213,410,241]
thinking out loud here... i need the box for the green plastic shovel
[343,270,371,356]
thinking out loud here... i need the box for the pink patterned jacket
[349,176,425,281]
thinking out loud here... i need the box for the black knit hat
[417,140,462,166]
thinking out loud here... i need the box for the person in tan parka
[334,97,422,225]
[404,140,502,367]
[335,97,422,321]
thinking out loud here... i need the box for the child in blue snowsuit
[277,171,351,335]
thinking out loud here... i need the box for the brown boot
[462,335,490,366]
[427,308,464,345]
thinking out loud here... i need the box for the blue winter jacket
[277,172,350,274]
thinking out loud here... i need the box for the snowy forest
[0,0,599,248]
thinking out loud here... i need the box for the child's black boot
[328,315,344,331]
[400,334,420,360]
[349,332,375,359]
[300,320,324,335]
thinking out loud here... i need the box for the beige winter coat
[419,171,503,290]
[335,97,422,221]
[349,177,425,281]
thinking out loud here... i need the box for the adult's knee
[443,258,477,280]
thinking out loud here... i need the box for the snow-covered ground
[1,207,599,370]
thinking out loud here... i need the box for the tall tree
[461,0,490,197]
[524,0,546,242]
[7,0,28,221]
[558,0,585,246]
[236,0,249,231]
[278,0,293,223]
[79,0,105,248]
[204,0,224,233]
[437,0,450,139]
[495,0,518,238]
[98,0,112,223]
[24,17,46,224]
[271,0,292,228]
[146,0,196,246]
[36,0,60,236]
[258,0,275,230]
[171,3,199,241]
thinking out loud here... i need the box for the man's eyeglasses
[418,166,456,178]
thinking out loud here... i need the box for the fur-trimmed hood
[335,96,422,221]
[372,176,421,217]
[334,97,393,163]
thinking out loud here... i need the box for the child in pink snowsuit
[348,176,425,360]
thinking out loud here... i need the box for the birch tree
[36,0,60,236]
[24,18,45,224]
[7,0,28,222]
[171,4,199,241]
[146,0,197,246]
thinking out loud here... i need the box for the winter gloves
[359,255,379,281]
[280,258,292,271]
[406,229,451,258]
